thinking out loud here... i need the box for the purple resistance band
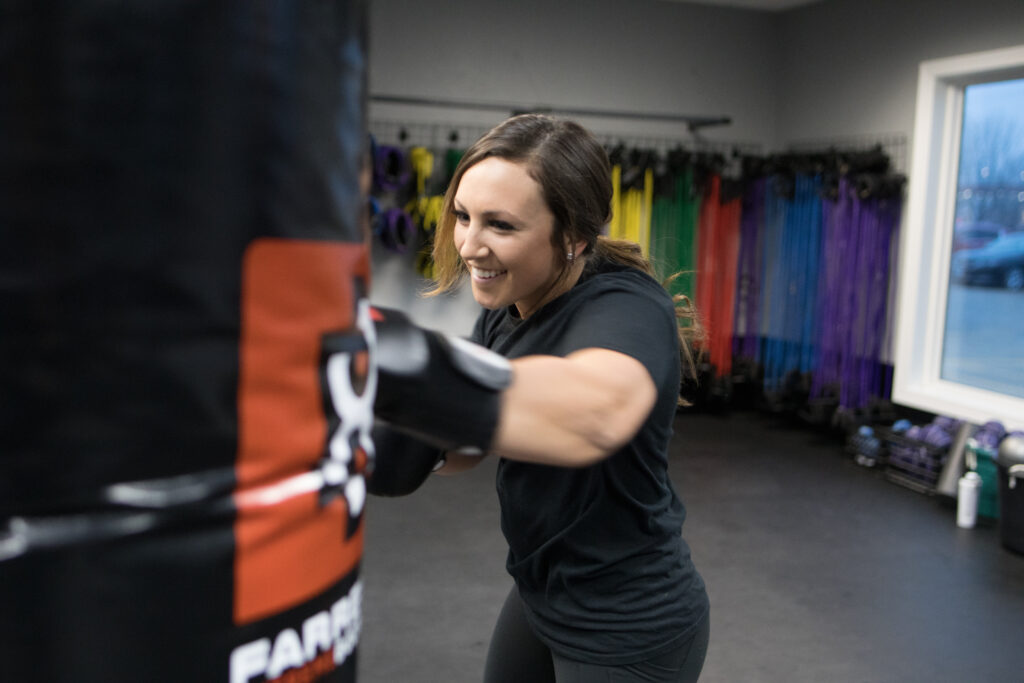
[761,185,788,393]
[812,177,900,410]
[852,186,896,408]
[849,191,871,407]
[821,177,861,407]
[811,192,840,400]
[734,177,764,362]
[862,195,900,406]
[373,144,411,193]
[375,207,417,254]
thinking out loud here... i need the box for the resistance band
[812,177,901,409]
[609,155,653,255]
[675,169,700,302]
[376,208,417,254]
[373,144,411,193]
[413,195,444,279]
[709,194,742,377]
[610,164,623,238]
[694,174,719,363]
[733,177,765,363]
[759,176,793,394]
[650,164,699,312]
[407,146,433,197]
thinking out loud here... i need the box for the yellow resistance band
[407,146,434,196]
[609,165,653,256]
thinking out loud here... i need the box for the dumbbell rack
[881,430,950,495]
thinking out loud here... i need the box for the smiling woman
[385,113,712,683]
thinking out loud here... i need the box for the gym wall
[368,0,779,147]
[366,0,1024,337]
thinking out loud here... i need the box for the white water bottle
[957,471,982,529]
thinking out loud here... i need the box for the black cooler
[997,436,1024,555]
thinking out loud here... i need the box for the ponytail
[591,235,648,272]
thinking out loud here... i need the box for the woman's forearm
[490,349,656,467]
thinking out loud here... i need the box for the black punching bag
[0,2,373,682]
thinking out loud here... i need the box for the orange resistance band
[694,175,742,378]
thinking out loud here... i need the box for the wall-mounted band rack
[370,93,732,134]
[369,117,763,161]
[787,132,908,173]
[369,119,495,149]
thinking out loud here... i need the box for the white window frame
[893,44,1024,433]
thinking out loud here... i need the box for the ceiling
[658,0,826,11]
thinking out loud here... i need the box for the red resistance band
[695,175,742,378]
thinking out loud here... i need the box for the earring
[567,250,575,263]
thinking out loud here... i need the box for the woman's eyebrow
[453,200,523,223]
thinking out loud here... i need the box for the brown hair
[426,113,704,381]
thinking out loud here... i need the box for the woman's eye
[490,220,515,232]
[454,210,469,223]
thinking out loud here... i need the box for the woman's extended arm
[438,348,656,472]
[492,348,656,466]
[372,307,657,481]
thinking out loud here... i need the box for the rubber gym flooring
[359,410,1024,682]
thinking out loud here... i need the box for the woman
[427,114,710,683]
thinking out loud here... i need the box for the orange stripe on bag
[234,238,371,625]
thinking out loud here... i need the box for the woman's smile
[470,266,508,282]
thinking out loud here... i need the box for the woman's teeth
[473,267,505,280]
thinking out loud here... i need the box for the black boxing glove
[371,307,511,454]
[366,422,445,497]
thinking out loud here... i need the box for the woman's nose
[458,224,488,260]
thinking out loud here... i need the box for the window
[893,45,1024,431]
[943,78,1024,399]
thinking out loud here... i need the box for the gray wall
[368,0,781,147]
[777,0,1024,147]
[366,0,1024,335]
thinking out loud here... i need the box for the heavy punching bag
[0,2,372,682]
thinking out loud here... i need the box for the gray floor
[359,411,1024,683]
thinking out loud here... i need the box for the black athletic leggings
[483,586,709,683]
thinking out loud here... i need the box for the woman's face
[453,157,565,318]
